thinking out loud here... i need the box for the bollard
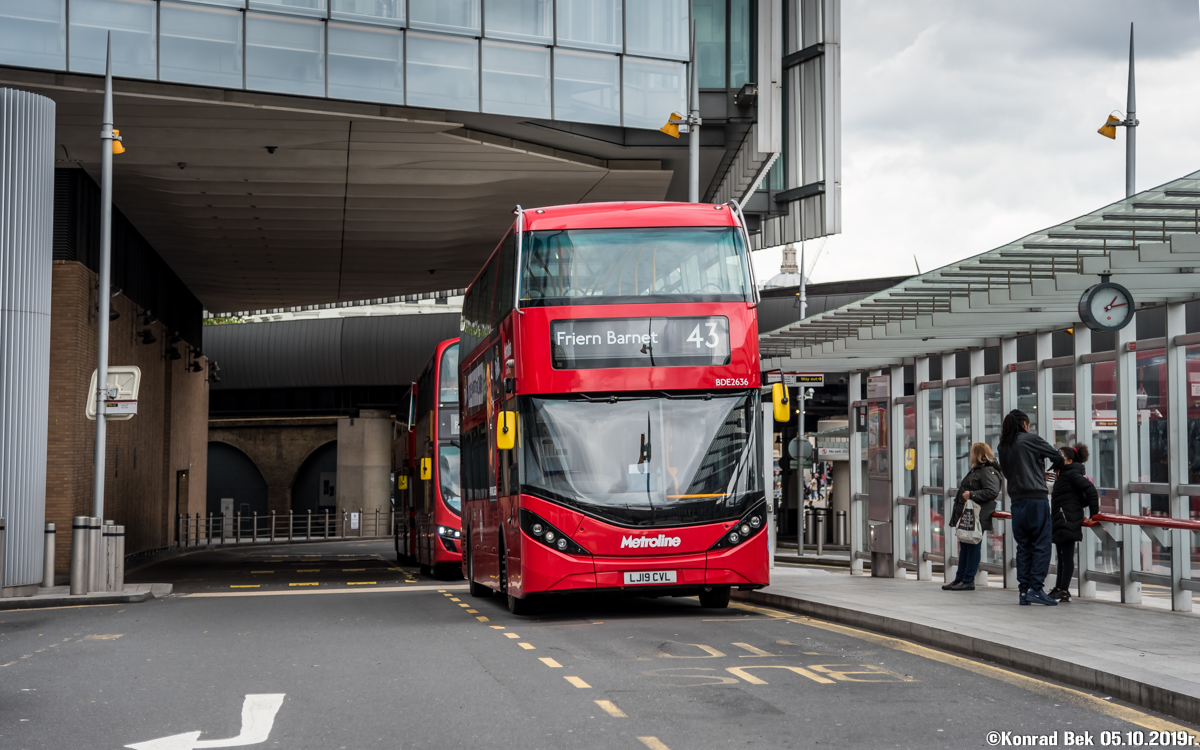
[195,513,201,545]
[252,511,258,543]
[835,510,847,547]
[375,508,380,538]
[324,510,330,539]
[306,510,312,541]
[220,512,226,543]
[803,508,815,547]
[177,513,184,548]
[271,510,277,541]
[0,517,6,598]
[112,525,125,591]
[342,510,347,539]
[70,516,88,595]
[816,511,826,557]
[87,517,103,593]
[236,512,242,544]
[359,508,364,538]
[288,510,294,542]
[42,523,56,588]
[104,523,118,592]
[207,513,213,547]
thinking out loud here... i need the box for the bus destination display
[550,316,731,369]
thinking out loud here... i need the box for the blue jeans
[957,540,981,582]
[1011,497,1053,592]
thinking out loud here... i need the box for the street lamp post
[93,35,116,521]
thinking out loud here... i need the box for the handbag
[955,498,984,544]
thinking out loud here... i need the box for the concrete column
[1166,301,1191,612]
[889,364,905,579]
[914,357,932,581]
[337,410,393,517]
[0,89,55,596]
[1073,326,1097,598]
[941,352,958,585]
[847,371,864,576]
[998,337,1017,590]
[1116,320,1140,604]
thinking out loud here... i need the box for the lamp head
[1097,114,1120,139]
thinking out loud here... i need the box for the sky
[750,1,1200,286]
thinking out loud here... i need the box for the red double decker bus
[459,201,769,614]
[397,337,463,578]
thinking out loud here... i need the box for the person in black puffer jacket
[1048,444,1099,602]
[942,442,1002,591]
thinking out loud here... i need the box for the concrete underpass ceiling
[0,67,730,313]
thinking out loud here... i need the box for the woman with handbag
[1048,444,1099,602]
[943,442,1002,591]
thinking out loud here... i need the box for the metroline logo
[620,534,682,549]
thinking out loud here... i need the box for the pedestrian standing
[943,442,1002,591]
[997,409,1066,606]
[1048,444,1099,602]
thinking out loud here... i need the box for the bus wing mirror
[772,383,790,423]
[496,410,517,451]
[420,457,432,480]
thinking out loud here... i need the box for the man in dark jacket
[997,409,1065,606]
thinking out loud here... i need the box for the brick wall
[46,261,209,573]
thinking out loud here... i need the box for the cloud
[752,1,1200,286]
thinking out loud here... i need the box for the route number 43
[687,322,720,349]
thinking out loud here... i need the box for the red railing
[991,509,1200,531]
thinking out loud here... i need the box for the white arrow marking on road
[125,694,285,750]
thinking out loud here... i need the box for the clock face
[1081,283,1133,331]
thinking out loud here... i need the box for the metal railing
[174,509,396,549]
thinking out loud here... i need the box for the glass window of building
[69,0,157,79]
[481,40,550,118]
[331,0,405,25]
[552,48,619,126]
[329,23,403,105]
[729,0,751,88]
[246,13,325,97]
[0,0,66,71]
[409,0,480,36]
[555,0,621,53]
[694,0,726,88]
[160,2,244,89]
[249,0,327,18]
[625,0,689,61]
[483,0,552,44]
[622,56,687,130]
[406,32,479,112]
[180,0,246,6]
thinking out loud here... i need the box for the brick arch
[207,420,338,514]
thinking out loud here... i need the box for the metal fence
[174,509,395,549]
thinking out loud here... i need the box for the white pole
[688,21,700,203]
[1125,23,1136,198]
[93,34,115,520]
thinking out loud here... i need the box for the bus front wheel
[698,586,731,609]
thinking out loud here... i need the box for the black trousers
[1054,542,1075,592]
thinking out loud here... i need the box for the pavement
[739,564,1200,725]
[2,539,1197,749]
[0,583,173,611]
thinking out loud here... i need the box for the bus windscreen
[520,227,750,304]
[519,393,763,527]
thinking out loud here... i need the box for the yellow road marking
[466,608,478,613]
[346,582,376,586]
[564,676,591,688]
[405,580,418,583]
[810,664,914,682]
[518,643,535,650]
[539,657,562,668]
[297,569,321,573]
[449,598,461,602]
[477,616,489,622]
[250,571,274,574]
[740,602,1200,739]
[504,633,520,639]
[595,700,626,717]
[289,582,318,587]
[83,634,123,640]
[732,642,776,657]
[437,589,446,593]
[659,643,725,658]
[490,625,505,629]
[638,738,671,750]
[343,568,366,572]
[726,665,834,685]
[230,585,260,588]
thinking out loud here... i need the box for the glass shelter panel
[952,387,970,481]
[160,2,244,89]
[622,57,688,130]
[1017,370,1037,433]
[328,23,404,105]
[1091,361,1118,492]
[983,383,1001,454]
[625,0,690,61]
[556,0,621,53]
[246,12,325,97]
[1187,346,1200,485]
[331,0,405,25]
[482,40,551,118]
[408,0,480,36]
[0,0,66,71]
[553,48,620,126]
[928,388,943,488]
[69,0,157,79]
[406,32,479,111]
[902,404,916,499]
[1051,365,1075,447]
[483,0,552,44]
[1134,348,1169,488]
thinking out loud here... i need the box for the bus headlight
[544,531,556,543]
[728,531,741,544]
[709,502,769,551]
[556,538,569,551]
[531,522,544,536]
[518,509,589,556]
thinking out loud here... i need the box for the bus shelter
[760,168,1200,612]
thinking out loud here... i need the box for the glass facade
[246,12,324,97]
[409,0,480,36]
[331,0,404,25]
[482,40,550,118]
[556,0,621,52]
[553,47,619,126]
[70,0,157,79]
[484,0,553,44]
[328,22,403,105]
[624,0,689,61]
[407,31,478,111]
[621,56,687,130]
[0,0,65,71]
[160,2,243,89]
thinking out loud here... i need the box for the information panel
[551,316,730,370]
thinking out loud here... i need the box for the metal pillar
[94,36,117,522]
[42,523,55,588]
[914,357,932,581]
[0,518,5,597]
[104,522,117,592]
[1073,327,1097,598]
[687,21,701,203]
[969,348,993,588]
[889,364,905,579]
[87,517,102,593]
[1125,25,1137,198]
[70,517,88,595]
[1166,301,1192,611]
[1116,320,1140,603]
[762,403,775,571]
[112,525,125,591]
[847,372,864,575]
[941,352,958,584]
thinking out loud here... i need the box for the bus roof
[522,201,741,231]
